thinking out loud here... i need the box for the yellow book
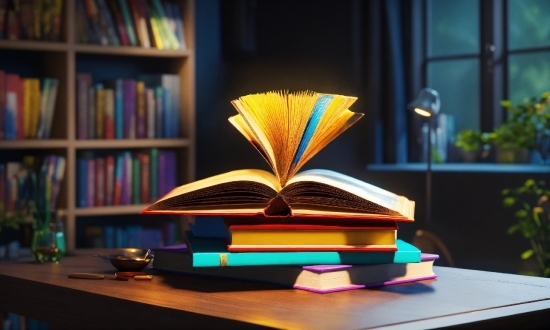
[142,91,415,222]
[150,15,164,50]
[23,79,33,138]
[227,223,398,250]
[29,78,41,138]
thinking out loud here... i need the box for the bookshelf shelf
[73,44,191,58]
[73,139,191,149]
[74,204,150,217]
[0,0,196,252]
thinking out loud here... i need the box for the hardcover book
[152,243,437,293]
[142,91,414,221]
[227,222,398,252]
[182,231,420,267]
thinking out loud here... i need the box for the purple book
[152,246,439,294]
[123,79,136,139]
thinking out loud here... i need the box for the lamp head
[408,88,440,117]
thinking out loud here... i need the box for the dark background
[195,0,549,274]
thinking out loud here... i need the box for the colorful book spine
[118,0,138,46]
[105,155,115,206]
[145,87,155,138]
[136,81,146,138]
[123,79,136,139]
[86,157,96,207]
[95,157,105,206]
[5,74,20,140]
[95,83,105,139]
[104,88,115,139]
[0,70,5,139]
[149,147,159,200]
[185,232,421,267]
[95,0,120,46]
[132,156,140,204]
[113,153,124,205]
[106,0,130,46]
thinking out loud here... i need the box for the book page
[286,169,413,219]
[152,169,282,203]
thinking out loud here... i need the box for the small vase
[31,212,66,262]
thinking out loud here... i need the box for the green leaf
[501,100,512,108]
[503,197,516,207]
[515,209,528,218]
[525,179,535,188]
[521,249,534,260]
[507,224,520,234]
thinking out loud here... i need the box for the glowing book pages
[142,91,415,221]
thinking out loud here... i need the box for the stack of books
[143,91,438,293]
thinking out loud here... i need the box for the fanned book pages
[142,91,415,221]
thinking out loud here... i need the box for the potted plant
[455,92,550,163]
[454,130,489,162]
[503,179,550,277]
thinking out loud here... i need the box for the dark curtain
[363,0,410,164]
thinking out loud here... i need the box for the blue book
[184,231,420,267]
[104,79,124,139]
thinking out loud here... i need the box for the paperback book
[152,243,437,293]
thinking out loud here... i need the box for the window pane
[427,0,479,57]
[427,59,480,132]
[508,0,550,50]
[508,52,550,103]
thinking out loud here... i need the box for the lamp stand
[426,118,433,226]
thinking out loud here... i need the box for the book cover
[128,0,150,48]
[95,157,105,206]
[77,157,88,207]
[95,0,120,46]
[152,243,436,293]
[227,222,398,252]
[5,74,21,140]
[135,80,146,138]
[145,87,155,138]
[28,78,41,138]
[142,91,414,221]
[147,2,163,50]
[183,231,421,267]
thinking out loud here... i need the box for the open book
[142,91,415,221]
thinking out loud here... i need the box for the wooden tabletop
[1,250,550,329]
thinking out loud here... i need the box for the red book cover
[128,0,150,48]
[228,222,399,231]
[5,74,21,140]
[95,157,105,206]
[105,155,115,206]
[113,154,123,205]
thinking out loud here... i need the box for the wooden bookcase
[0,0,196,252]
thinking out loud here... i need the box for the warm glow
[414,108,432,117]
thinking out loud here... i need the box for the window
[409,0,550,162]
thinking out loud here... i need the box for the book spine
[49,0,63,41]
[154,86,163,138]
[29,78,41,138]
[77,157,87,207]
[106,0,130,46]
[123,79,136,139]
[95,83,105,139]
[105,155,115,206]
[113,79,124,139]
[5,74,21,140]
[149,147,158,200]
[128,0,150,48]
[95,0,120,46]
[19,0,33,40]
[0,70,5,140]
[16,75,24,140]
[151,0,178,49]
[104,88,115,139]
[95,157,105,206]
[136,81,146,138]
[84,0,108,45]
[139,152,150,203]
[145,87,155,138]
[118,0,138,46]
[86,157,96,207]
[0,0,8,39]
[87,84,96,139]
[113,153,123,205]
[43,77,58,138]
[171,2,186,49]
[131,156,140,204]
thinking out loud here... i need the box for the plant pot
[495,147,530,164]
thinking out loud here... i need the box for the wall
[195,0,550,275]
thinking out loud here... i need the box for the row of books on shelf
[150,217,438,294]
[84,221,178,248]
[0,0,63,41]
[76,72,180,140]
[76,0,186,49]
[0,154,66,214]
[77,148,176,208]
[0,70,59,140]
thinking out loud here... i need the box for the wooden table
[1,250,550,329]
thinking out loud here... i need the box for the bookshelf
[0,0,195,252]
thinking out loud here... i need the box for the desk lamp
[407,88,440,225]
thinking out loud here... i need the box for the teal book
[185,231,421,267]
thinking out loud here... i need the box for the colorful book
[118,0,138,46]
[95,157,105,206]
[123,79,136,139]
[136,81,146,138]
[183,231,421,267]
[106,0,130,46]
[153,244,436,293]
[170,1,186,49]
[227,222,398,252]
[95,83,105,139]
[5,74,21,140]
[95,0,120,46]
[104,88,115,139]
[105,155,115,206]
[128,0,150,48]
[103,79,124,139]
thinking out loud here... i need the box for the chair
[412,229,455,267]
